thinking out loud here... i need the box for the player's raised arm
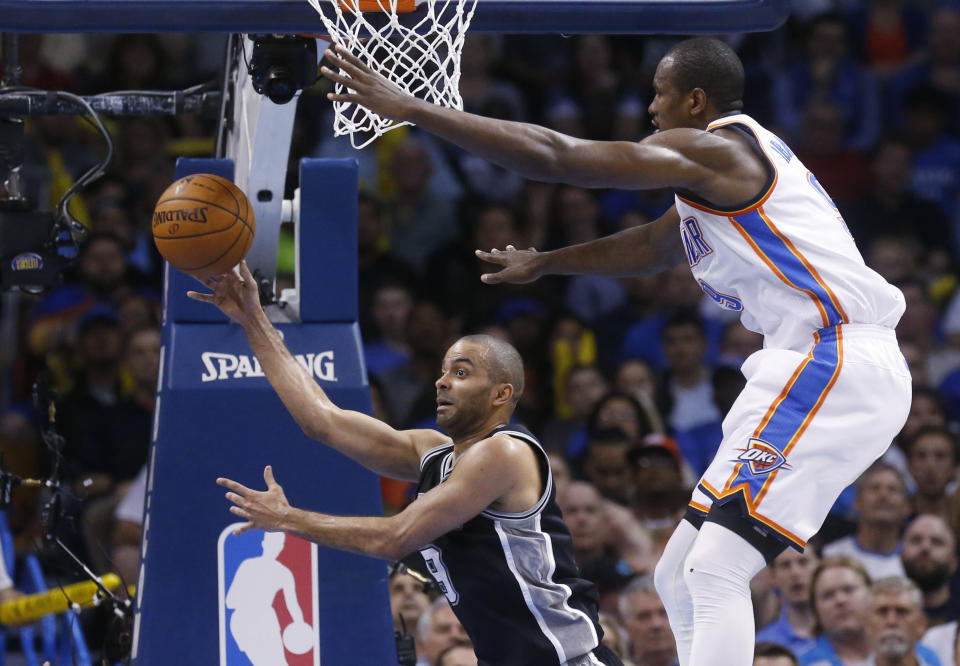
[476,205,685,284]
[321,47,722,191]
[188,261,447,482]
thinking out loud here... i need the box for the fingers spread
[239,259,255,282]
[186,291,214,302]
[263,465,277,487]
[224,491,245,505]
[217,477,253,495]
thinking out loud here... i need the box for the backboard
[0,0,788,34]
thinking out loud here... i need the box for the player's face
[813,566,871,637]
[435,341,497,434]
[648,59,690,132]
[771,548,817,605]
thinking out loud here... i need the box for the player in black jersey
[195,260,623,666]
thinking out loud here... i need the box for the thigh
[699,339,910,547]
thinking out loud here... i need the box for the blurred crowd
[1,0,960,662]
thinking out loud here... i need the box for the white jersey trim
[481,429,554,520]
[419,441,453,474]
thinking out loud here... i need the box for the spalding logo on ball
[153,174,256,281]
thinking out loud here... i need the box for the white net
[307,0,478,149]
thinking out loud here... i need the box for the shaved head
[458,334,525,405]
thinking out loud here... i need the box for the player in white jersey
[321,37,911,666]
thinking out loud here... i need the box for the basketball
[152,174,255,281]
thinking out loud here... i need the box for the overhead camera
[248,35,318,105]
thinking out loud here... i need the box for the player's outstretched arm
[321,47,719,191]
[476,205,685,284]
[219,437,524,560]
[189,262,446,481]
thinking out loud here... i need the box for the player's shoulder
[463,432,538,468]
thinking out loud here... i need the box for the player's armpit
[385,436,529,556]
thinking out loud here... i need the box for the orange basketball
[152,174,255,281]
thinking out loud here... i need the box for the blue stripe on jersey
[733,208,845,326]
[726,326,841,499]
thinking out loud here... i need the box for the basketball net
[307,0,477,149]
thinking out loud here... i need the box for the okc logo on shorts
[733,438,791,475]
[218,525,320,666]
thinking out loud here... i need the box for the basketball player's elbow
[300,406,335,442]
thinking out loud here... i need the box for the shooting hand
[321,45,416,121]
[186,260,261,327]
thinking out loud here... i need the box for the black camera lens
[265,67,297,104]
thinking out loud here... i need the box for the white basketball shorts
[688,323,912,550]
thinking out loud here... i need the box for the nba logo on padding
[218,525,320,666]
[734,438,791,475]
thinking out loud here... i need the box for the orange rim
[338,0,416,12]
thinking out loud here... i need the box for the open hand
[475,245,545,284]
[217,466,292,536]
[321,45,414,121]
[186,260,261,327]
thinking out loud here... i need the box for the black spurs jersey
[415,425,609,666]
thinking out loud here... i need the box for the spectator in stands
[29,233,135,359]
[598,612,633,665]
[655,311,721,436]
[841,138,949,253]
[385,137,459,273]
[619,575,677,666]
[901,514,960,626]
[774,13,880,150]
[613,359,667,446]
[416,597,471,666]
[79,325,159,574]
[357,193,416,333]
[629,444,689,551]
[798,557,873,665]
[823,463,910,580]
[363,281,414,376]
[901,86,960,220]
[582,427,635,505]
[866,576,940,666]
[889,7,960,132]
[557,481,652,594]
[111,463,145,588]
[542,364,608,458]
[905,427,957,519]
[754,643,799,666]
[756,548,819,656]
[56,305,124,484]
[389,566,432,635]
[436,644,478,666]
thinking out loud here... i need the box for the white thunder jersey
[675,114,912,551]
[674,114,904,352]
